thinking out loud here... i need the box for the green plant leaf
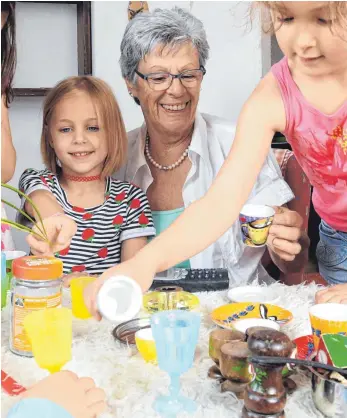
[1,218,47,242]
[1,183,48,241]
[1,198,46,238]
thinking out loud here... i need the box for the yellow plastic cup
[70,276,96,319]
[309,303,347,351]
[24,308,72,373]
[135,328,157,363]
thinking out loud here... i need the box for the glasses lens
[147,73,172,91]
[180,70,203,87]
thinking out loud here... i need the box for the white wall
[5,1,269,251]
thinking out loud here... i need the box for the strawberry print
[139,212,149,228]
[98,248,108,258]
[71,265,86,273]
[112,215,123,229]
[72,206,85,213]
[40,176,48,186]
[83,213,93,220]
[105,192,111,200]
[59,246,70,256]
[115,191,126,204]
[129,198,141,209]
[82,228,95,242]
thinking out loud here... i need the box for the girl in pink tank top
[265,2,347,285]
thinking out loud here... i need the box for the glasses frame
[135,66,206,90]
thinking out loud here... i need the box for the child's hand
[20,370,107,418]
[84,258,155,321]
[315,284,347,304]
[27,214,77,256]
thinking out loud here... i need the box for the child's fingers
[26,234,50,254]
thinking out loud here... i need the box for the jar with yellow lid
[10,255,63,357]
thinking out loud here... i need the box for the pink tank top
[272,58,347,232]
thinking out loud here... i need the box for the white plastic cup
[96,276,143,322]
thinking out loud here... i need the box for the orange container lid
[12,256,63,280]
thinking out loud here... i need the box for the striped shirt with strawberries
[18,168,155,275]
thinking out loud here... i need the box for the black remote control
[151,268,229,293]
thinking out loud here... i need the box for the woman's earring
[56,157,62,167]
[128,91,133,97]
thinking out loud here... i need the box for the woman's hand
[27,214,77,256]
[84,258,156,321]
[20,371,107,418]
[315,284,347,304]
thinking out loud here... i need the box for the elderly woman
[115,7,309,284]
[24,7,308,286]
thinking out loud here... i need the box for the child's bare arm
[133,74,286,275]
[121,237,148,262]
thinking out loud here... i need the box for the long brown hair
[41,76,128,178]
[1,1,16,107]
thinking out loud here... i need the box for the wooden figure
[242,329,294,418]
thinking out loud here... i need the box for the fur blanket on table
[1,281,325,418]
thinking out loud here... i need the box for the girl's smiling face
[49,90,108,177]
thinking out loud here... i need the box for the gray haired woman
[116,6,304,284]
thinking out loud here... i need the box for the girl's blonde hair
[251,1,347,37]
[41,76,127,177]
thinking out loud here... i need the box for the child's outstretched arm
[85,75,286,319]
[133,75,285,272]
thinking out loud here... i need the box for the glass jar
[10,256,63,357]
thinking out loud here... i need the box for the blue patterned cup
[239,205,275,247]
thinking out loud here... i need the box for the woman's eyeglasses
[135,66,206,91]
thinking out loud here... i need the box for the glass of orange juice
[24,307,72,373]
[70,276,96,319]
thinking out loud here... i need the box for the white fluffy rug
[1,282,326,418]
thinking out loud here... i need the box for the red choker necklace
[64,174,101,182]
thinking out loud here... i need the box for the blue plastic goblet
[151,310,201,417]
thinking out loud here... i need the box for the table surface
[1,282,326,418]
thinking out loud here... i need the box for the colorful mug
[309,303,347,351]
[239,205,275,247]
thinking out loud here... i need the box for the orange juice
[24,307,72,373]
[70,276,96,319]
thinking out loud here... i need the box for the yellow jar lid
[13,256,63,280]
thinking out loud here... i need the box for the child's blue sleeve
[7,398,73,418]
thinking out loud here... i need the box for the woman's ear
[125,79,136,97]
[125,79,140,105]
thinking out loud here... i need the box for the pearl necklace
[145,132,190,171]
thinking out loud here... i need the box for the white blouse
[116,112,294,286]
